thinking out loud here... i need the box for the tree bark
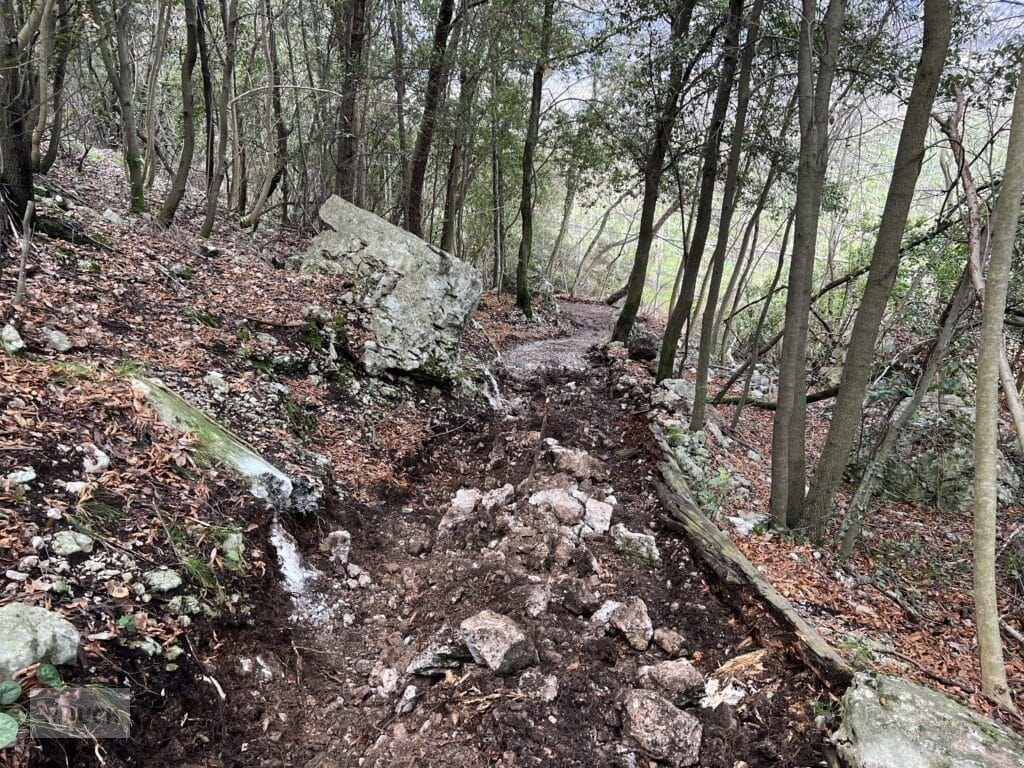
[656,0,744,375]
[143,0,171,188]
[38,0,73,175]
[29,0,56,170]
[200,0,238,238]
[440,67,480,253]
[515,0,556,318]
[690,0,762,429]
[611,0,697,342]
[545,171,578,280]
[158,0,199,227]
[335,0,366,201]
[804,0,952,541]
[401,0,455,236]
[971,61,1024,712]
[769,0,844,529]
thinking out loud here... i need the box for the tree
[515,0,555,318]
[200,0,239,238]
[610,0,697,341]
[802,0,952,541]
[769,0,844,529]
[158,0,200,227]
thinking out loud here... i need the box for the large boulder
[832,672,1024,768]
[293,196,482,379]
[855,395,1021,513]
[0,603,80,680]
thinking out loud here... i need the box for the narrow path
[146,300,823,768]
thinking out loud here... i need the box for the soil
[124,301,830,768]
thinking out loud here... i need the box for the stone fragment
[653,627,685,657]
[320,529,352,571]
[832,672,1024,768]
[481,484,514,511]
[611,524,662,568]
[621,689,702,767]
[1,324,25,354]
[528,487,583,524]
[582,497,613,535]
[43,327,73,353]
[548,445,605,480]
[518,670,559,702]
[145,569,183,592]
[611,597,653,651]
[406,628,473,676]
[6,467,36,486]
[51,530,94,557]
[638,659,704,707]
[459,610,537,674]
[0,603,80,680]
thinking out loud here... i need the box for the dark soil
[128,301,830,768]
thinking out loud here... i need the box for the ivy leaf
[0,712,18,749]
[0,681,21,707]
[36,664,62,689]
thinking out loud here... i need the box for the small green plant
[182,307,221,328]
[50,361,94,385]
[0,665,63,749]
[113,358,145,377]
[283,400,317,441]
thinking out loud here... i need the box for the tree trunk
[972,61,1024,712]
[545,171,578,280]
[690,0,762,429]
[38,0,72,175]
[656,0,743,376]
[196,0,215,185]
[515,0,555,318]
[440,68,480,253]
[769,0,844,529]
[200,0,238,238]
[143,0,171,188]
[611,0,697,342]
[158,0,199,227]
[29,0,55,170]
[335,0,366,201]
[803,0,952,541]
[91,0,147,212]
[0,0,42,223]
[401,0,455,236]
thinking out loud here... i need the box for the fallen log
[713,386,839,410]
[653,435,853,687]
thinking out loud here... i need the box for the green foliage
[183,307,221,328]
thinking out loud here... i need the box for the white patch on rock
[51,530,95,557]
[459,610,537,674]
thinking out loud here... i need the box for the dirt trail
[139,300,824,768]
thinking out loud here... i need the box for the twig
[14,201,34,306]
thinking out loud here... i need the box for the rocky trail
[126,300,828,768]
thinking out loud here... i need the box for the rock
[450,488,482,515]
[203,371,230,395]
[395,684,418,715]
[528,487,584,524]
[292,195,482,379]
[406,628,473,676]
[591,599,623,626]
[653,628,684,657]
[525,584,550,618]
[170,262,193,279]
[481,484,514,511]
[518,670,559,702]
[51,530,94,556]
[437,488,483,547]
[611,597,653,651]
[621,689,702,767]
[406,532,432,556]
[582,498,613,535]
[102,208,125,226]
[1,324,25,354]
[548,446,605,480]
[563,580,602,616]
[145,569,183,592]
[459,610,537,674]
[43,327,73,353]
[627,336,658,362]
[652,378,696,410]
[320,530,352,571]
[611,524,662,568]
[639,659,704,706]
[82,444,110,474]
[6,467,36,486]
[832,672,1024,768]
[0,603,80,680]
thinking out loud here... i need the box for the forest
[2,0,1024,765]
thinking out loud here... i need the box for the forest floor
[1,151,1022,768]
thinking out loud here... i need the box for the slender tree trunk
[770,0,844,529]
[570,189,631,296]
[0,0,43,222]
[158,0,199,227]
[515,0,555,318]
[441,68,480,253]
[656,0,743,376]
[691,0,762,428]
[401,0,455,236]
[612,0,697,341]
[545,171,578,280]
[971,61,1024,712]
[335,0,366,201]
[92,0,147,212]
[29,0,55,170]
[143,0,171,188]
[38,0,72,175]
[200,0,238,238]
[804,0,952,540]
[196,0,214,185]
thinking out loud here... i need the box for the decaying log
[654,431,853,687]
